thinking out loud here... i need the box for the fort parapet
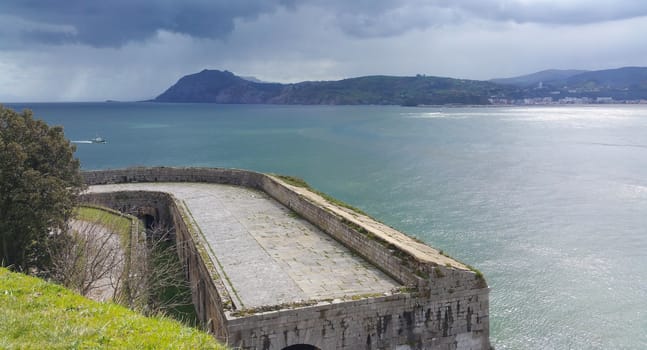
[81,167,490,350]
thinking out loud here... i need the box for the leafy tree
[0,105,84,270]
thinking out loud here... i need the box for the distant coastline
[151,66,647,106]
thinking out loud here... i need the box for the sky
[2,0,647,102]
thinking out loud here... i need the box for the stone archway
[135,206,158,229]
[282,345,321,350]
[142,214,156,230]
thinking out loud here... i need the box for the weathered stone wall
[83,167,265,188]
[81,167,491,350]
[169,198,231,340]
[227,289,489,350]
[257,177,421,287]
[79,190,231,341]
[79,190,172,225]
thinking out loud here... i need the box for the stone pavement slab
[88,183,400,309]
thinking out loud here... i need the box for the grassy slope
[0,267,225,349]
[75,206,132,239]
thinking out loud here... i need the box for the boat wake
[72,135,107,144]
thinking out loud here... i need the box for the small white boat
[90,136,107,144]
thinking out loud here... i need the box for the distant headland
[153,67,647,106]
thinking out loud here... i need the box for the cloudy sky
[2,0,647,102]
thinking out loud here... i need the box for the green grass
[0,267,226,350]
[75,206,132,239]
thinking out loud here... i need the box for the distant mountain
[155,70,284,103]
[154,67,647,105]
[240,75,269,84]
[491,69,588,87]
[154,70,512,105]
[513,66,647,101]
[564,66,647,89]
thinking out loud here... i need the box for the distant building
[559,97,591,104]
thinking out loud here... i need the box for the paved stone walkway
[88,183,400,309]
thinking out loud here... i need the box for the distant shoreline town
[489,97,647,105]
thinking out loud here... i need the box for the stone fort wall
[81,167,491,350]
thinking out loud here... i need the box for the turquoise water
[7,102,647,349]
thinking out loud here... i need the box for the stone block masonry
[81,167,491,350]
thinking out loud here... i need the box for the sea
[6,102,647,349]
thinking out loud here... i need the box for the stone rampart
[79,190,231,340]
[81,167,491,350]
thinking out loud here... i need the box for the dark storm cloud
[318,0,647,38]
[0,0,291,47]
[4,0,647,47]
[444,0,647,25]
